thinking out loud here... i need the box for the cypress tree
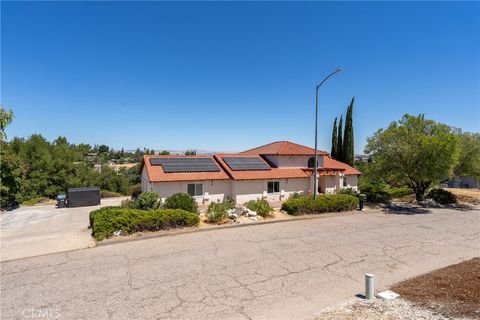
[343,97,355,166]
[331,117,338,159]
[337,115,343,161]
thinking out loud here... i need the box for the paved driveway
[0,197,127,261]
[1,208,479,320]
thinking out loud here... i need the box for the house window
[308,157,316,168]
[187,183,203,197]
[343,177,347,187]
[267,181,280,193]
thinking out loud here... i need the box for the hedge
[90,207,200,240]
[359,182,391,204]
[281,194,358,216]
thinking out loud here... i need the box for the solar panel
[223,157,271,171]
[149,158,221,172]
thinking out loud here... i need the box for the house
[140,141,361,205]
[440,176,479,189]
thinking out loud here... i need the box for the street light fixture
[313,67,342,199]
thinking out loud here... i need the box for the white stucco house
[140,141,361,205]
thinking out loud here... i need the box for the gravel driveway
[1,207,479,320]
[0,197,128,261]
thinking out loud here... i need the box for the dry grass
[445,188,480,205]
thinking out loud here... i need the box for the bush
[121,198,138,209]
[386,187,414,198]
[90,207,200,240]
[137,192,161,210]
[164,193,198,214]
[129,184,142,198]
[100,189,124,198]
[426,189,457,205]
[281,194,358,216]
[245,199,273,218]
[21,197,49,206]
[289,192,302,199]
[206,201,235,224]
[338,188,356,196]
[359,182,391,204]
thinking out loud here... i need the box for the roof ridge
[241,141,283,154]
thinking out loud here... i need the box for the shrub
[289,192,302,199]
[426,189,457,205]
[100,190,124,198]
[386,187,414,198]
[338,188,356,196]
[21,197,48,206]
[136,192,161,210]
[245,199,273,218]
[206,201,235,224]
[360,182,391,204]
[129,184,142,198]
[281,194,358,216]
[164,193,198,214]
[121,198,138,209]
[90,207,200,240]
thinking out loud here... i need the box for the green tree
[98,145,109,154]
[159,150,170,155]
[331,117,338,159]
[0,151,27,207]
[185,150,196,155]
[453,132,480,178]
[365,114,458,201]
[337,115,344,162]
[343,97,355,166]
[0,106,14,140]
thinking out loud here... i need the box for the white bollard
[365,273,374,299]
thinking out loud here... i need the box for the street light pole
[313,68,342,199]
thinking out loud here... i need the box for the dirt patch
[446,188,480,206]
[392,258,480,319]
[316,298,452,320]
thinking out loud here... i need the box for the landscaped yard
[92,192,363,242]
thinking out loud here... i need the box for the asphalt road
[0,197,128,261]
[1,208,479,320]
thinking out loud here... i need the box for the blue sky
[2,2,479,153]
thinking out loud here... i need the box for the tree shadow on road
[381,203,431,215]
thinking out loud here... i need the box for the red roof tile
[214,154,311,180]
[322,156,362,175]
[142,155,230,182]
[242,141,328,156]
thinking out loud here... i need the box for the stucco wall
[141,166,150,192]
[233,178,310,204]
[264,155,324,168]
[319,175,337,194]
[344,175,358,191]
[318,174,358,194]
[149,180,232,205]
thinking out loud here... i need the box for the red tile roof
[214,154,311,180]
[142,155,230,182]
[141,144,360,183]
[322,156,362,175]
[242,141,328,156]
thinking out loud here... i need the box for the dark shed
[67,187,101,207]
